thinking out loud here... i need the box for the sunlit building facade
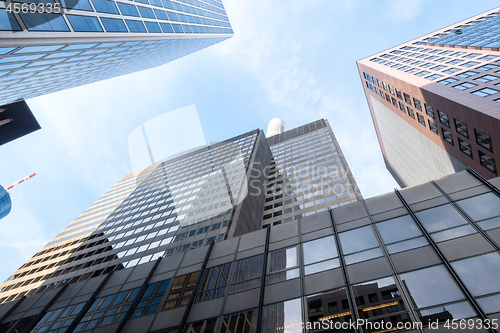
[0,170,499,333]
[358,7,500,187]
[0,0,232,106]
[262,119,361,227]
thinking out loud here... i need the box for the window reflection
[415,204,468,233]
[451,252,500,296]
[456,192,500,221]
[376,215,421,244]
[302,237,339,275]
[262,298,302,333]
[339,226,379,254]
[400,265,465,309]
[306,288,355,333]
[418,301,476,324]
[267,247,300,284]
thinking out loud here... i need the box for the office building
[0,185,11,221]
[357,6,500,187]
[0,99,41,146]
[262,119,361,227]
[0,169,499,333]
[0,0,232,107]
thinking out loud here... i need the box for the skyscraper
[262,119,361,227]
[0,0,232,106]
[0,99,41,146]
[0,119,359,306]
[357,6,500,187]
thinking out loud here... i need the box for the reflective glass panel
[262,298,302,333]
[344,248,383,265]
[302,236,337,265]
[376,215,422,244]
[456,193,500,221]
[386,236,428,254]
[477,293,500,314]
[415,204,468,233]
[451,252,500,296]
[418,301,476,322]
[400,265,465,308]
[339,226,379,254]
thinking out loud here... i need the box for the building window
[395,89,403,100]
[458,138,473,158]
[456,70,478,78]
[417,113,426,126]
[425,104,435,118]
[442,128,454,146]
[398,101,406,112]
[388,85,395,95]
[460,61,479,68]
[391,97,398,108]
[303,236,339,275]
[479,151,497,175]
[438,110,450,127]
[266,246,299,284]
[454,119,468,138]
[474,74,499,83]
[446,59,462,65]
[413,98,422,111]
[453,82,478,91]
[403,93,412,105]
[428,120,438,135]
[476,64,499,71]
[415,70,430,77]
[478,55,497,61]
[407,107,415,119]
[19,12,70,31]
[431,65,446,70]
[438,77,458,85]
[462,53,480,59]
[472,88,500,98]
[443,68,460,74]
[426,74,443,81]
[475,129,493,152]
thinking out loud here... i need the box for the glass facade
[0,0,233,106]
[263,119,360,226]
[0,128,267,304]
[0,185,11,220]
[1,170,498,333]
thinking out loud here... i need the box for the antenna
[6,173,36,191]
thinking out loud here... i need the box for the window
[425,104,435,118]
[462,53,480,59]
[228,255,264,293]
[415,70,430,77]
[460,61,479,68]
[475,129,493,152]
[91,0,119,13]
[453,82,478,90]
[457,192,500,221]
[137,6,155,18]
[398,101,405,112]
[165,272,199,309]
[454,119,468,138]
[446,59,462,65]
[67,15,103,32]
[474,74,499,83]
[442,128,454,146]
[125,19,146,33]
[377,215,422,244]
[428,120,438,135]
[101,17,128,32]
[266,247,299,284]
[417,113,425,126]
[479,151,497,174]
[452,253,500,296]
[395,89,403,100]
[339,226,379,254]
[400,266,465,308]
[478,55,497,61]
[302,236,339,274]
[117,2,139,16]
[403,93,412,105]
[458,138,473,158]
[426,74,443,81]
[476,64,499,71]
[0,9,22,31]
[412,98,422,111]
[438,110,450,127]
[472,87,500,97]
[19,12,70,31]
[197,264,231,301]
[438,77,458,85]
[456,70,478,78]
[431,65,446,70]
[443,68,460,74]
[407,107,415,119]
[391,97,398,108]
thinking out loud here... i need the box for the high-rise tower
[0,0,232,106]
[358,6,500,187]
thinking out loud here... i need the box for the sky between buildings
[0,0,498,283]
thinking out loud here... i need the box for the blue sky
[0,0,498,282]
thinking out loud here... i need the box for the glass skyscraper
[358,6,500,187]
[0,0,232,106]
